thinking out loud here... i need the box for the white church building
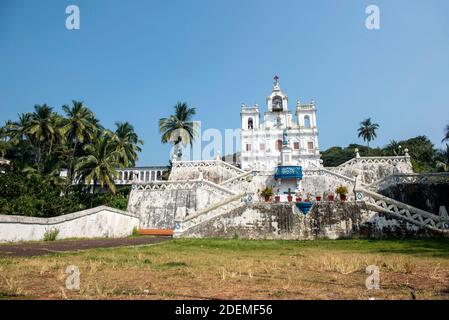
[240,76,321,172]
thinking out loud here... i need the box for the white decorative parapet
[115,166,167,185]
[0,206,140,243]
[353,175,449,233]
[172,159,245,176]
[329,153,412,174]
[220,170,257,189]
[132,179,237,197]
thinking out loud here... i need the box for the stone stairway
[173,192,247,237]
[353,174,449,233]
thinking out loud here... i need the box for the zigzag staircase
[171,159,449,236]
[353,175,449,233]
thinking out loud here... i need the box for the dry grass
[0,238,448,300]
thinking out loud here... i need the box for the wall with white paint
[0,206,139,243]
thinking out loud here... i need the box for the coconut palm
[4,113,32,145]
[386,140,402,156]
[61,101,98,181]
[357,118,379,148]
[108,122,143,167]
[27,105,58,166]
[75,134,122,194]
[436,144,449,172]
[159,102,197,159]
[443,123,449,143]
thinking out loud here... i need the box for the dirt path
[0,236,170,257]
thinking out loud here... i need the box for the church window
[260,143,265,151]
[304,115,311,128]
[248,118,254,129]
[276,139,282,151]
[246,144,252,151]
[307,141,314,150]
[294,142,300,150]
[272,96,283,111]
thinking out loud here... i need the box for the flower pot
[287,195,293,202]
[275,196,280,203]
[264,195,271,202]
[340,194,347,201]
[296,197,302,202]
[328,195,335,201]
[316,196,322,201]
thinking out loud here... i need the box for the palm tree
[159,102,197,159]
[386,140,402,156]
[108,122,143,167]
[4,113,32,145]
[75,134,122,194]
[357,118,379,148]
[27,105,58,166]
[0,126,9,158]
[61,101,98,182]
[436,144,449,172]
[442,123,449,143]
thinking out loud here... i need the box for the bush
[0,168,129,217]
[43,228,59,241]
[260,187,273,197]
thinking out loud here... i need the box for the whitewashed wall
[0,206,139,243]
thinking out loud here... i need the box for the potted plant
[275,189,280,203]
[335,185,348,201]
[295,190,302,202]
[260,186,273,202]
[315,193,322,201]
[287,188,293,202]
[304,192,312,202]
[328,193,335,201]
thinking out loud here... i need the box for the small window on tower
[294,142,300,150]
[260,143,265,151]
[248,118,253,129]
[246,144,252,151]
[307,141,314,150]
[304,116,311,128]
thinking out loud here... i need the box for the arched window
[304,115,311,128]
[272,96,283,111]
[276,139,283,151]
[248,118,253,129]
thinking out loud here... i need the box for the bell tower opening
[272,96,283,112]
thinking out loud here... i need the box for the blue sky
[1,0,448,165]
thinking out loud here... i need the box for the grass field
[1,238,448,300]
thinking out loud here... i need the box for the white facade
[240,76,320,171]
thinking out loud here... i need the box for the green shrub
[43,228,59,241]
[335,185,348,195]
[260,186,273,197]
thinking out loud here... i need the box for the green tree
[27,105,59,168]
[159,102,197,158]
[75,134,122,194]
[443,123,449,143]
[108,122,143,167]
[61,101,98,182]
[357,118,379,148]
[436,144,449,172]
[385,140,403,156]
